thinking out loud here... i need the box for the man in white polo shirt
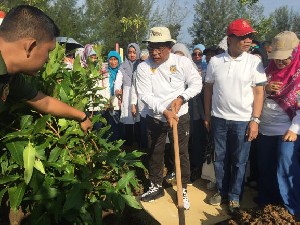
[204,19,267,214]
[136,27,202,210]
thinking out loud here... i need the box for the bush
[0,44,144,225]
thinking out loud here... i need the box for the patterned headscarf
[80,44,96,68]
[266,44,300,120]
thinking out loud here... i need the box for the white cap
[143,27,176,43]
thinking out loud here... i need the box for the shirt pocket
[169,72,185,89]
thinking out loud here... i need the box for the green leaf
[48,147,61,162]
[0,188,8,205]
[5,141,26,165]
[8,182,26,211]
[34,144,47,161]
[132,161,146,169]
[33,115,50,135]
[73,57,82,72]
[34,159,45,174]
[59,86,69,103]
[58,118,68,130]
[25,187,58,201]
[122,195,142,209]
[115,193,125,211]
[23,142,36,184]
[20,115,33,129]
[0,175,20,185]
[63,184,84,212]
[116,171,135,190]
[51,62,61,74]
[93,201,102,225]
[124,150,144,159]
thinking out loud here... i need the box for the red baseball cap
[0,11,6,25]
[0,11,6,18]
[227,19,256,36]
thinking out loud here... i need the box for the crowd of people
[1,4,300,222]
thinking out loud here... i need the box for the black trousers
[146,114,190,186]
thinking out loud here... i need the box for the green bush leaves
[0,44,144,224]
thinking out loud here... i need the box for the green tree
[45,0,85,44]
[120,14,148,43]
[189,0,268,47]
[266,6,300,40]
[189,0,239,47]
[150,0,188,41]
[0,0,48,11]
[80,0,106,44]
[238,0,258,6]
[96,0,153,52]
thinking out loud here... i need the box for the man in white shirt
[204,19,267,214]
[136,27,202,210]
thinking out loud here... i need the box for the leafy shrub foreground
[0,44,144,225]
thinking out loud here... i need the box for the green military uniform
[0,53,38,112]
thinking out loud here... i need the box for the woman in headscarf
[172,43,192,60]
[257,31,300,221]
[78,44,98,68]
[192,44,207,72]
[131,49,149,149]
[114,43,141,147]
[171,43,207,183]
[103,50,123,141]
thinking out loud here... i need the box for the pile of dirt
[225,205,300,225]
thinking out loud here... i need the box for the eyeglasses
[192,52,203,57]
[249,45,260,51]
[274,57,291,64]
[147,45,167,54]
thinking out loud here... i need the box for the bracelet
[79,113,88,123]
[250,116,260,124]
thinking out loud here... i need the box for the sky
[175,0,300,43]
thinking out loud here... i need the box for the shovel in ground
[172,114,186,225]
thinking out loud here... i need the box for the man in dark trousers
[136,27,202,210]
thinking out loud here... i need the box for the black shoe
[140,182,164,202]
[165,171,176,182]
[190,167,201,182]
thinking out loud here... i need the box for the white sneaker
[140,182,164,202]
[182,188,190,210]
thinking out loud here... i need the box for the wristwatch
[79,113,89,123]
[250,116,260,124]
[177,95,187,104]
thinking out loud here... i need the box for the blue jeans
[257,134,300,217]
[212,116,251,202]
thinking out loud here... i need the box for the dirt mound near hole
[226,204,300,225]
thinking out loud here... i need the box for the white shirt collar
[223,51,247,62]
